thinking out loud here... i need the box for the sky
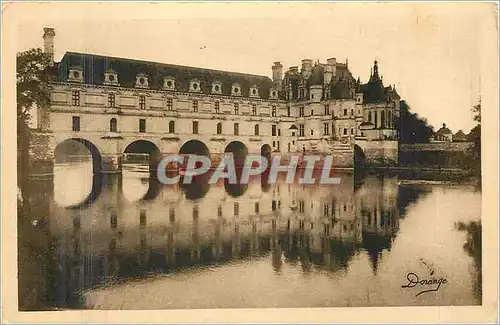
[12,2,491,132]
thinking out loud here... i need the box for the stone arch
[123,139,162,171]
[54,138,103,174]
[179,139,210,156]
[354,144,366,168]
[224,140,248,164]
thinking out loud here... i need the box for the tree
[17,48,51,201]
[466,101,481,179]
[396,100,435,143]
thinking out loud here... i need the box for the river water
[18,161,482,310]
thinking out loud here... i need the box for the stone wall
[356,140,398,165]
[399,142,476,168]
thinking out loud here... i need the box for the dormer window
[104,69,119,86]
[231,83,241,96]
[163,77,176,91]
[68,66,83,83]
[212,81,222,94]
[249,85,260,98]
[269,88,279,100]
[135,73,149,89]
[189,79,201,92]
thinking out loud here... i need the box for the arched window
[374,112,378,128]
[254,124,259,136]
[216,122,222,135]
[110,118,117,132]
[388,111,392,128]
[368,112,372,123]
[381,110,386,128]
[169,120,175,133]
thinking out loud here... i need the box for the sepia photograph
[2,1,499,323]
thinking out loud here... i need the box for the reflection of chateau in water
[50,170,406,308]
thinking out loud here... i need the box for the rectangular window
[351,128,354,135]
[139,119,146,133]
[287,106,291,117]
[166,98,173,110]
[324,104,330,115]
[323,123,329,135]
[140,209,146,227]
[310,109,314,116]
[272,125,277,136]
[217,205,222,217]
[72,116,80,131]
[299,106,304,117]
[108,93,115,108]
[193,100,198,112]
[272,200,277,211]
[300,88,305,99]
[255,203,259,214]
[192,121,199,134]
[278,129,281,136]
[298,201,305,213]
[310,130,314,135]
[234,103,239,115]
[343,128,348,135]
[193,206,199,220]
[214,101,220,113]
[252,104,257,115]
[72,90,80,106]
[234,202,239,216]
[139,95,146,109]
[323,204,329,217]
[271,105,277,117]
[169,207,175,222]
[234,123,239,135]
[343,108,347,116]
[299,124,305,136]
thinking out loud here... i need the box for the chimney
[324,57,337,85]
[272,61,283,91]
[289,66,299,74]
[43,27,55,66]
[301,59,313,78]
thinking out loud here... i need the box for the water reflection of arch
[224,166,248,197]
[65,174,103,210]
[54,138,103,174]
[179,173,210,200]
[139,172,161,201]
[353,144,366,169]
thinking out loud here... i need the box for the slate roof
[283,62,357,100]
[55,52,276,99]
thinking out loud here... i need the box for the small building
[432,123,453,142]
[453,129,467,142]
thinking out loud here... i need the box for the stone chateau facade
[33,27,401,174]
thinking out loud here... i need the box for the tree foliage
[17,48,51,197]
[17,48,51,124]
[395,100,435,143]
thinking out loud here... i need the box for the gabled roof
[55,52,275,98]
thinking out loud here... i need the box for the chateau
[35,27,401,174]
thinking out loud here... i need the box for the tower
[272,61,283,91]
[43,27,56,66]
